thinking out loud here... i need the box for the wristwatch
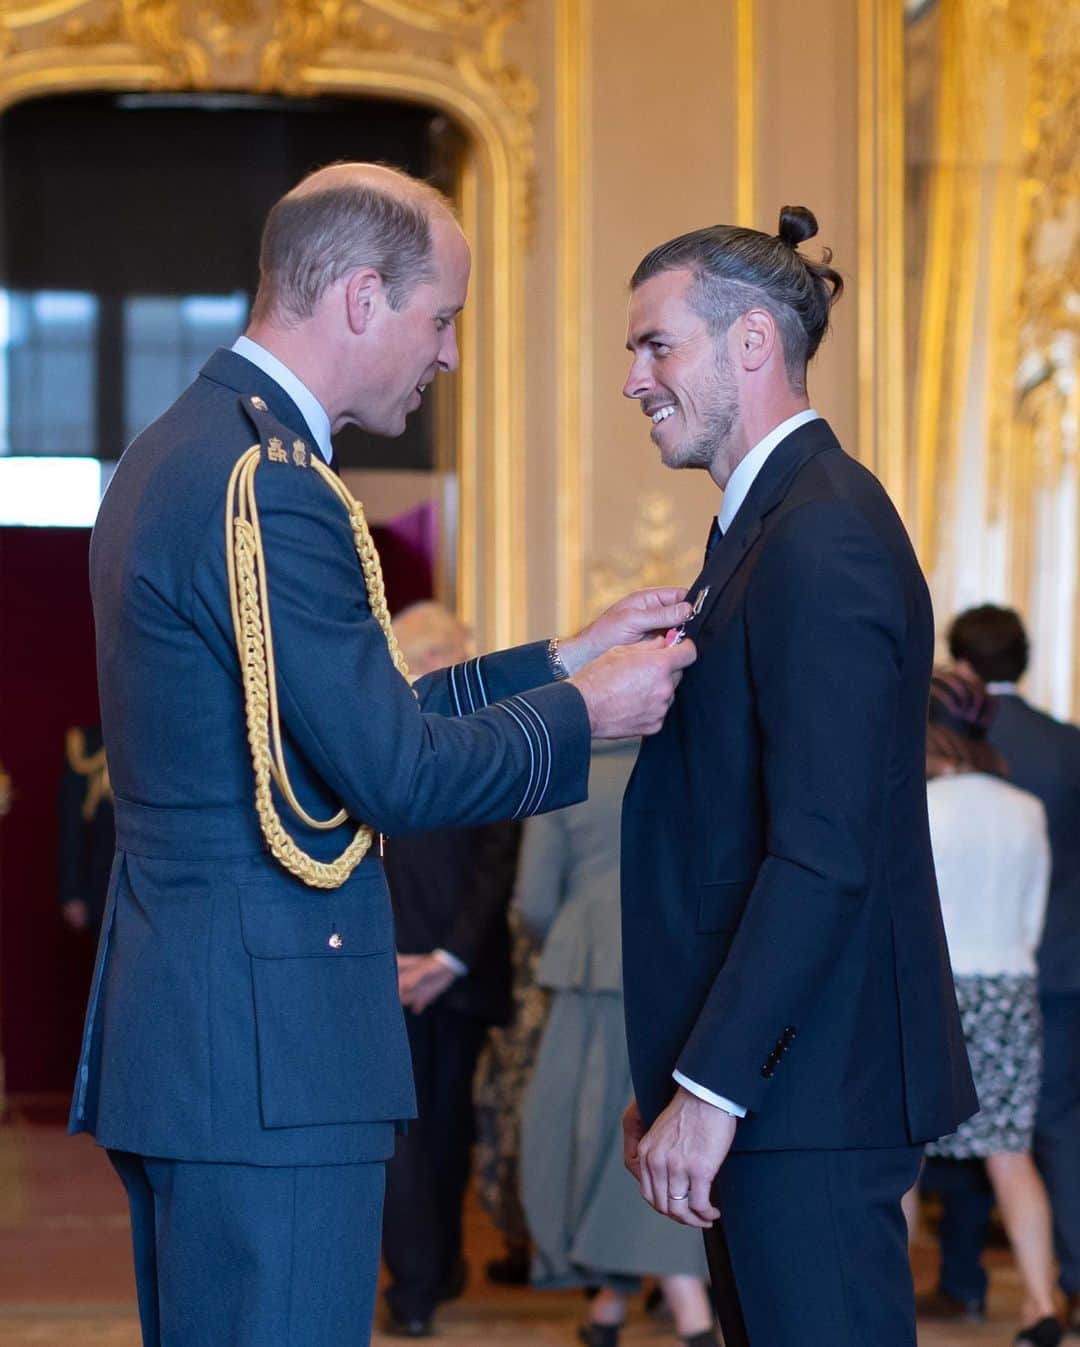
[546,636,570,681]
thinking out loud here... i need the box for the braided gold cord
[310,457,411,681]
[225,447,411,889]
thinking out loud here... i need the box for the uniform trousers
[109,1149,385,1347]
[706,1145,922,1347]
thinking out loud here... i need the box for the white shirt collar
[232,335,334,464]
[717,409,821,534]
[986,682,1020,696]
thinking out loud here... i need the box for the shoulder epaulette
[239,393,314,469]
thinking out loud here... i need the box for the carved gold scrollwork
[257,0,341,90]
[1,0,88,29]
[364,0,517,34]
[121,0,209,83]
[1018,5,1080,374]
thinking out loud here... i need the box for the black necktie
[704,516,723,563]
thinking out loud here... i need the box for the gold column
[734,0,756,228]
[554,0,590,633]
[857,0,906,515]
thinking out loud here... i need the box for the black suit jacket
[383,823,520,1025]
[990,694,1080,995]
[621,419,976,1150]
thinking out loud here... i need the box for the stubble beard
[663,353,740,474]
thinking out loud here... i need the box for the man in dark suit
[57,724,115,935]
[920,606,1080,1332]
[69,162,696,1347]
[617,208,976,1346]
[380,602,521,1337]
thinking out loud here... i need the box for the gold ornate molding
[0,0,536,647]
[1016,3,1080,389]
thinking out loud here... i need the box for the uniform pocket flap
[239,884,394,959]
[696,879,754,932]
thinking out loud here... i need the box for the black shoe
[485,1244,532,1286]
[383,1313,434,1338]
[643,1284,667,1318]
[577,1326,621,1347]
[915,1286,986,1323]
[680,1332,720,1347]
[438,1258,467,1303]
[1016,1316,1064,1347]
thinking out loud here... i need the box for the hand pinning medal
[664,586,709,647]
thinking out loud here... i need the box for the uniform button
[250,395,268,411]
[328,932,343,950]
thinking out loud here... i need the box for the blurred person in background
[920,606,1080,1336]
[906,669,1058,1347]
[57,725,114,935]
[472,912,549,1288]
[517,739,717,1347]
[380,602,522,1339]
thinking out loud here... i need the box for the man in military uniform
[70,162,695,1347]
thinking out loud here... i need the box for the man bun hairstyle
[631,205,844,391]
[777,204,819,250]
[251,167,447,325]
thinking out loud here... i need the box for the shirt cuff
[672,1070,747,1118]
[433,948,468,977]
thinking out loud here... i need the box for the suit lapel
[682,419,840,634]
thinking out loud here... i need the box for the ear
[736,307,777,373]
[344,267,384,336]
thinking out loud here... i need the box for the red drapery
[0,511,433,1097]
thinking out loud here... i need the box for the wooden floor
[0,1117,1036,1346]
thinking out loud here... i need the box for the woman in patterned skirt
[908,669,1060,1347]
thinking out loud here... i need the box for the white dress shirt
[928,772,1049,976]
[232,336,334,465]
[671,409,821,1119]
[716,408,821,535]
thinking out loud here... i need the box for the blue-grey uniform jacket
[69,349,591,1167]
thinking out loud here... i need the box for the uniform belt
[113,796,266,860]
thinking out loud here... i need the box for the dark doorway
[0,90,463,469]
[0,91,462,1098]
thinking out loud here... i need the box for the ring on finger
[668,1190,690,1201]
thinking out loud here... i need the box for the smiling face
[338,211,471,438]
[623,267,742,474]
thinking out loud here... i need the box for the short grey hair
[251,170,448,323]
